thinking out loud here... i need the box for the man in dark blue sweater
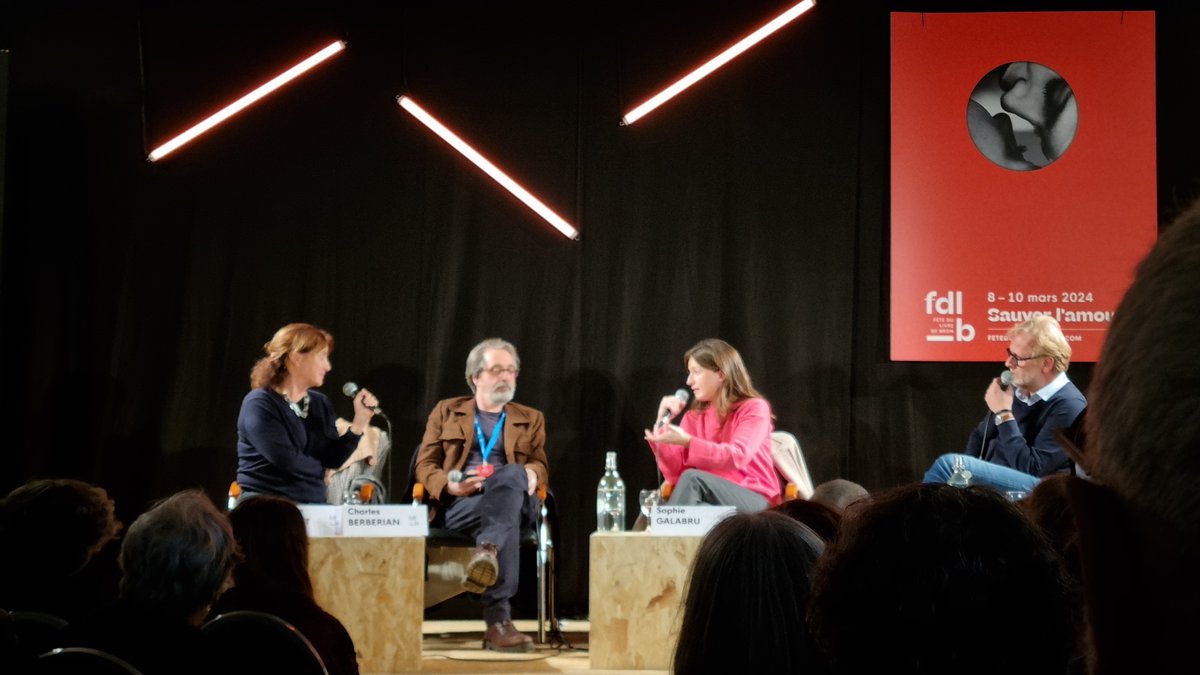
[923,316,1087,493]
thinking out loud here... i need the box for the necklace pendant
[284,392,311,419]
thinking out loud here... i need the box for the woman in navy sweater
[236,323,377,503]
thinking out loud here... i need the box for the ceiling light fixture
[148,40,346,162]
[398,95,579,241]
[621,0,816,125]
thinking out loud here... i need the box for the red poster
[890,11,1156,362]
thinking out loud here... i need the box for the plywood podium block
[308,537,424,673]
[589,532,703,670]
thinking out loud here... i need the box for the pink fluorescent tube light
[398,95,580,241]
[621,0,816,125]
[148,40,346,162]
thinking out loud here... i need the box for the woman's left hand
[644,423,691,447]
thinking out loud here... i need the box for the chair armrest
[660,481,673,500]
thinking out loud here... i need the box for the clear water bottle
[596,451,626,532]
[947,455,973,487]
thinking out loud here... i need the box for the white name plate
[298,504,343,537]
[297,504,429,537]
[650,505,736,535]
[342,504,429,537]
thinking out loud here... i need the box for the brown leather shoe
[483,620,533,652]
[462,542,499,593]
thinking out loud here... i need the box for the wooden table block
[308,537,424,673]
[589,532,703,670]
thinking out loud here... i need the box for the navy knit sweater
[236,388,360,503]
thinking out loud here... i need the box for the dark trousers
[443,463,537,624]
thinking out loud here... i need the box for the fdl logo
[924,291,975,342]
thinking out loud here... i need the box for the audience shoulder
[1087,200,1200,539]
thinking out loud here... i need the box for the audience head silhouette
[1086,199,1200,543]
[771,497,843,543]
[673,510,826,674]
[119,490,238,625]
[214,496,360,675]
[1065,198,1200,673]
[1,478,121,579]
[810,478,870,513]
[809,483,1073,675]
[227,495,314,598]
[0,478,123,621]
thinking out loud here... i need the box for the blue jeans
[923,454,1040,493]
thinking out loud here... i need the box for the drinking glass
[639,489,661,531]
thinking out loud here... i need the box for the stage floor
[371,619,663,675]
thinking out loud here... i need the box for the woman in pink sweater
[645,339,780,510]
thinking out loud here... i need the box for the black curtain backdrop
[2,1,1198,617]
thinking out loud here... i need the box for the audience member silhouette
[1023,475,1082,585]
[809,483,1074,675]
[1069,197,1200,674]
[0,479,122,623]
[673,510,826,675]
[1023,474,1087,674]
[771,497,842,543]
[64,490,238,675]
[810,478,869,513]
[212,495,359,675]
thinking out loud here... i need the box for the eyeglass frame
[1006,348,1045,365]
[480,365,520,377]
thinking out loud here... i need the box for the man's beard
[487,383,515,407]
[1012,371,1033,391]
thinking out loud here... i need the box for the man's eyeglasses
[1006,348,1043,364]
[483,365,519,376]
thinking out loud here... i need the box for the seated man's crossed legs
[923,454,1040,494]
[443,463,538,652]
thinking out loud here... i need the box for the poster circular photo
[966,62,1078,171]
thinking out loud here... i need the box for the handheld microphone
[999,370,1014,390]
[978,371,1016,463]
[448,469,464,483]
[658,388,691,428]
[342,382,382,414]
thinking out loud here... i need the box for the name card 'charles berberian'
[650,505,735,535]
[342,504,428,537]
[298,504,428,537]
